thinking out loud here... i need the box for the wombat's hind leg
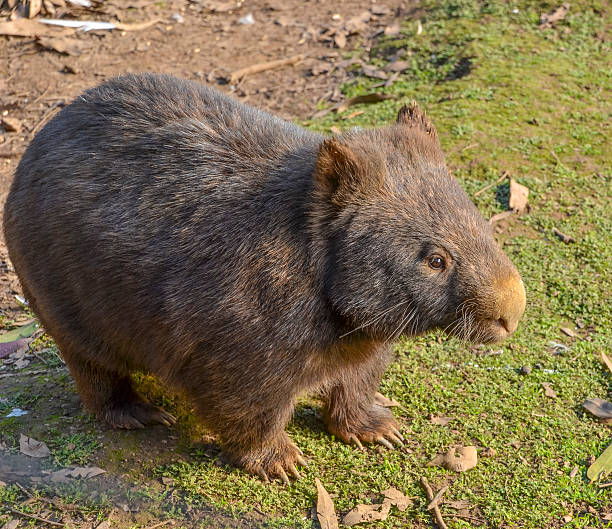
[64,355,176,429]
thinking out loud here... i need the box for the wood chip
[381,487,412,511]
[229,54,305,83]
[1,117,22,133]
[508,178,529,213]
[315,478,339,529]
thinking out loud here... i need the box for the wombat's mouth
[446,315,517,345]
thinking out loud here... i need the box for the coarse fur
[3,73,525,481]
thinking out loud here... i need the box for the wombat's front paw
[326,404,404,451]
[226,432,307,485]
[101,398,176,430]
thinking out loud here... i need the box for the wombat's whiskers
[339,300,411,339]
[386,302,418,344]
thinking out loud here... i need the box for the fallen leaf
[19,434,51,458]
[2,520,20,529]
[37,36,86,56]
[385,59,410,73]
[381,487,412,511]
[429,445,478,472]
[542,382,557,398]
[315,478,339,529]
[552,227,575,244]
[0,321,39,343]
[539,3,570,28]
[602,352,612,376]
[337,93,394,113]
[342,502,390,526]
[508,178,529,213]
[362,64,387,80]
[430,415,454,426]
[373,391,399,407]
[480,447,496,457]
[49,466,106,483]
[560,326,576,338]
[586,443,612,481]
[582,398,612,423]
[561,514,573,523]
[345,11,371,34]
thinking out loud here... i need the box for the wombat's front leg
[323,345,404,450]
[193,391,306,484]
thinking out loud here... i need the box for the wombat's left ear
[396,101,438,141]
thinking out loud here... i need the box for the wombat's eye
[428,255,445,271]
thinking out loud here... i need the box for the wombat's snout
[488,273,526,342]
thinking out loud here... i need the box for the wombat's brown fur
[4,73,525,483]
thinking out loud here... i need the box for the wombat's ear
[396,101,438,140]
[314,138,363,207]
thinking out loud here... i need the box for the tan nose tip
[496,275,526,335]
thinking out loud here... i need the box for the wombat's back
[4,73,324,376]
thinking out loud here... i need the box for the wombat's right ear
[314,138,362,207]
[396,101,438,140]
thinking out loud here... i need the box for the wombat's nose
[495,274,526,336]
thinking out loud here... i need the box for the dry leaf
[337,93,394,113]
[345,11,371,34]
[1,117,22,133]
[362,65,387,80]
[539,3,570,28]
[508,178,529,213]
[569,465,579,478]
[342,502,390,526]
[542,382,557,398]
[381,487,412,511]
[334,32,347,48]
[3,520,20,529]
[602,351,612,376]
[587,442,612,481]
[19,434,50,458]
[37,36,86,56]
[50,466,106,483]
[385,60,410,73]
[429,445,478,472]
[430,415,453,426]
[582,398,612,423]
[315,478,339,529]
[374,391,399,407]
[560,326,576,338]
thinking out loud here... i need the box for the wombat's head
[313,103,525,344]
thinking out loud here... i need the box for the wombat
[4,73,525,483]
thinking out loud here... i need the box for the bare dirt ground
[0,1,410,527]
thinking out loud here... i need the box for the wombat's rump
[4,73,525,482]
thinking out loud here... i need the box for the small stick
[420,477,448,529]
[7,507,64,527]
[15,482,34,498]
[230,54,305,83]
[427,485,448,510]
[29,100,64,140]
[473,170,508,197]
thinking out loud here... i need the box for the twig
[420,477,448,529]
[598,481,612,489]
[473,170,509,197]
[229,54,305,83]
[29,100,64,140]
[552,227,575,244]
[145,520,174,529]
[461,143,478,152]
[7,507,64,527]
[427,485,448,510]
[15,482,33,498]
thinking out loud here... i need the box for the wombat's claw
[377,437,394,450]
[348,435,364,451]
[390,427,404,442]
[104,400,176,430]
[273,464,291,486]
